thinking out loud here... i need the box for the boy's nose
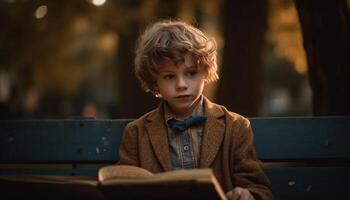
[176,76,188,90]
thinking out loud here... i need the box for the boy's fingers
[231,188,242,200]
[225,190,233,199]
[228,187,255,200]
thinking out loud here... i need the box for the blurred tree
[0,0,96,118]
[295,0,350,115]
[216,0,268,117]
[262,0,311,116]
[0,0,93,91]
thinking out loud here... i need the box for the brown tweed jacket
[118,96,274,200]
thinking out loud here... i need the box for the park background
[0,0,349,119]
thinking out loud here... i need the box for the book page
[98,165,153,182]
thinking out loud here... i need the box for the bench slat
[1,117,350,162]
[0,120,130,163]
[251,117,350,160]
[266,167,350,200]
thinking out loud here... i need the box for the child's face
[155,53,207,118]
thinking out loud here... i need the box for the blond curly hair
[134,20,219,94]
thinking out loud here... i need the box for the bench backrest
[1,117,350,199]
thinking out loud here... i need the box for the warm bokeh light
[73,17,90,34]
[294,57,307,74]
[91,0,106,6]
[35,5,48,19]
[98,32,119,54]
[82,103,97,117]
[267,0,307,75]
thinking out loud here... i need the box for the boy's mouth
[176,95,192,99]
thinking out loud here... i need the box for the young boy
[118,20,274,200]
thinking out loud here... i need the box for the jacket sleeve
[232,118,274,200]
[117,123,139,166]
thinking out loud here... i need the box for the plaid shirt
[164,96,204,170]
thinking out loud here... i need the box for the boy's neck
[173,109,194,120]
[164,96,203,120]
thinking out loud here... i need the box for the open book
[0,165,226,200]
[99,165,226,200]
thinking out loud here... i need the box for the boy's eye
[163,74,174,80]
[187,70,198,76]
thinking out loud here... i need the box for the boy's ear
[153,89,162,98]
[151,85,162,98]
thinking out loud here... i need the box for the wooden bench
[0,117,349,199]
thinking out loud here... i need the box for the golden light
[267,0,307,75]
[91,0,106,6]
[73,17,90,34]
[98,32,119,54]
[35,5,48,19]
[294,57,307,74]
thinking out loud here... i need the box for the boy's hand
[225,187,255,200]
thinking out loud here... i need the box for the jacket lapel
[145,104,172,171]
[199,97,225,168]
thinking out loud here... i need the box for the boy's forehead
[157,53,196,69]
[183,53,195,67]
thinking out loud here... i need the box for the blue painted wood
[0,119,131,163]
[251,117,350,160]
[1,117,350,162]
[266,167,350,200]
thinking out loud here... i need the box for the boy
[118,20,274,200]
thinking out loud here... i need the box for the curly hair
[134,20,219,94]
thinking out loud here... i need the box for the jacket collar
[145,102,172,171]
[145,96,225,170]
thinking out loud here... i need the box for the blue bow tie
[167,115,207,132]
